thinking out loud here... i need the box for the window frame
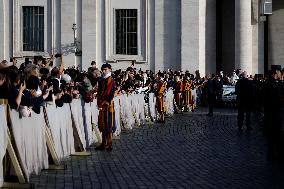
[22,6,45,52]
[105,2,147,62]
[115,9,138,56]
[12,0,48,57]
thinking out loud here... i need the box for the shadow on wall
[61,43,76,56]
[51,44,76,56]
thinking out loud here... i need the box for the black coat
[235,78,253,109]
[204,79,216,96]
[263,78,282,131]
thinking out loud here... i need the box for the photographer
[7,69,50,113]
[49,53,64,87]
[122,67,135,93]
[76,72,94,103]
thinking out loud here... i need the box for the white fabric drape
[166,89,175,116]
[90,99,100,144]
[9,108,48,181]
[114,96,121,136]
[70,99,86,150]
[45,104,75,160]
[1,91,181,185]
[120,94,135,130]
[129,95,138,126]
[0,105,8,187]
[136,94,145,126]
[148,93,157,121]
[90,99,99,126]
[82,102,95,146]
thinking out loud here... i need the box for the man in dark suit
[235,71,253,131]
[263,69,283,160]
[204,74,216,116]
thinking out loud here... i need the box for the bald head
[242,71,248,78]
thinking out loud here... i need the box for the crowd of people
[0,56,204,151]
[0,55,283,159]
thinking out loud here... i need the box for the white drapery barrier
[82,102,96,146]
[90,99,100,143]
[0,105,8,187]
[1,90,179,185]
[70,99,87,150]
[114,96,122,136]
[166,90,175,116]
[134,94,146,126]
[119,94,135,130]
[45,104,75,160]
[137,94,144,125]
[148,93,157,121]
[9,108,48,181]
[90,99,99,126]
[129,95,139,125]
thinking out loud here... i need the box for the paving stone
[30,107,284,189]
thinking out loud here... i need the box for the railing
[0,90,176,188]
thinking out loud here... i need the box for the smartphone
[20,74,25,84]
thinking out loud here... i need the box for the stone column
[96,0,105,68]
[61,0,76,68]
[252,0,265,75]
[0,0,4,60]
[154,0,165,72]
[82,0,96,71]
[235,0,253,75]
[181,0,199,74]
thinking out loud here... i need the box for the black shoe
[106,146,113,152]
[95,144,105,151]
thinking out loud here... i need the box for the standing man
[235,71,253,131]
[204,74,216,116]
[173,75,183,113]
[96,63,116,151]
[182,76,191,112]
[263,69,283,160]
[155,72,167,123]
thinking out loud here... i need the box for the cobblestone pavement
[30,107,284,189]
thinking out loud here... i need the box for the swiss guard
[182,76,191,112]
[96,63,116,151]
[173,75,183,113]
[155,72,167,123]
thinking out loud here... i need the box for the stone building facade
[0,0,283,76]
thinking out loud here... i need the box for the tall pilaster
[61,0,76,68]
[235,0,253,74]
[181,0,199,74]
[0,0,4,60]
[82,0,96,71]
[96,0,105,68]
